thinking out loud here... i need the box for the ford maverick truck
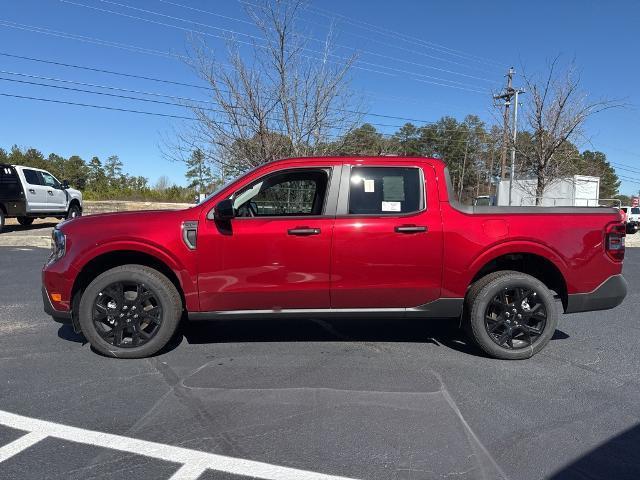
[42,157,627,359]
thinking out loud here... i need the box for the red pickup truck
[42,156,627,360]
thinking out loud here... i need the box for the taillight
[606,223,626,262]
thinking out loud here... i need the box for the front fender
[70,238,198,310]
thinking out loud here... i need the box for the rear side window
[23,169,41,185]
[348,167,422,215]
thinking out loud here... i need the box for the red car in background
[42,156,627,359]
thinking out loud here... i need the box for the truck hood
[59,208,198,237]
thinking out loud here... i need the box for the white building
[496,176,600,206]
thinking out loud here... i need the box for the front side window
[232,169,329,217]
[23,169,41,185]
[348,167,422,215]
[40,172,60,188]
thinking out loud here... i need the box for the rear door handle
[288,227,321,236]
[395,225,428,234]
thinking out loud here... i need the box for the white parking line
[0,409,358,480]
[0,431,47,463]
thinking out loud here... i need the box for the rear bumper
[565,274,628,314]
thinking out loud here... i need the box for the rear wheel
[0,210,4,233]
[17,216,34,226]
[465,271,557,360]
[78,265,182,358]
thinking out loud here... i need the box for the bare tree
[154,175,171,191]
[170,0,361,178]
[516,58,622,204]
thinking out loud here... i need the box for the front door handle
[288,227,321,236]
[28,188,36,194]
[47,190,54,196]
[395,225,428,234]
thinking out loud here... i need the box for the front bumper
[565,274,628,314]
[42,285,72,324]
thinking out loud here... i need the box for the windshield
[201,165,261,203]
[632,208,640,214]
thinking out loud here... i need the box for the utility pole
[494,68,514,181]
[508,88,524,205]
[493,67,524,205]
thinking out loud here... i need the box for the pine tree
[185,149,214,193]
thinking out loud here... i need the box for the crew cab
[0,164,83,232]
[42,157,627,359]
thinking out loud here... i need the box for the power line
[0,90,495,145]
[0,73,492,135]
[110,0,499,83]
[0,76,226,113]
[0,20,185,60]
[0,17,487,95]
[611,162,640,175]
[0,51,478,126]
[59,0,491,91]
[0,92,196,120]
[160,0,500,75]
[0,69,216,105]
[0,51,208,90]
[285,0,507,69]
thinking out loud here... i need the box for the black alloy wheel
[465,271,558,360]
[484,286,547,350]
[92,281,163,348]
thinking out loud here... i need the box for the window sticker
[381,201,401,212]
[364,179,375,192]
[382,176,405,201]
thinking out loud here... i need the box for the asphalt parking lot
[0,246,639,480]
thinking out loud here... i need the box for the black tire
[0,210,4,233]
[78,265,182,358]
[17,216,34,226]
[464,271,558,360]
[67,203,81,220]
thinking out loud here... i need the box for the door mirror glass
[62,180,70,189]
[213,199,235,221]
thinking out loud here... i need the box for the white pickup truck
[0,164,83,232]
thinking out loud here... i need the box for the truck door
[330,162,443,308]
[196,165,339,312]
[20,168,48,212]
[39,171,67,212]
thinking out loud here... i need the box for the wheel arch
[469,245,569,311]
[71,250,188,318]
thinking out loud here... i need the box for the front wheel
[464,271,558,360]
[17,216,34,226]
[78,265,182,358]
[67,204,81,220]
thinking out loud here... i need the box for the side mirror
[62,180,70,189]
[212,199,235,221]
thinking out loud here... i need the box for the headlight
[49,229,66,263]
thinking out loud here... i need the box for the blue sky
[1,0,639,194]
